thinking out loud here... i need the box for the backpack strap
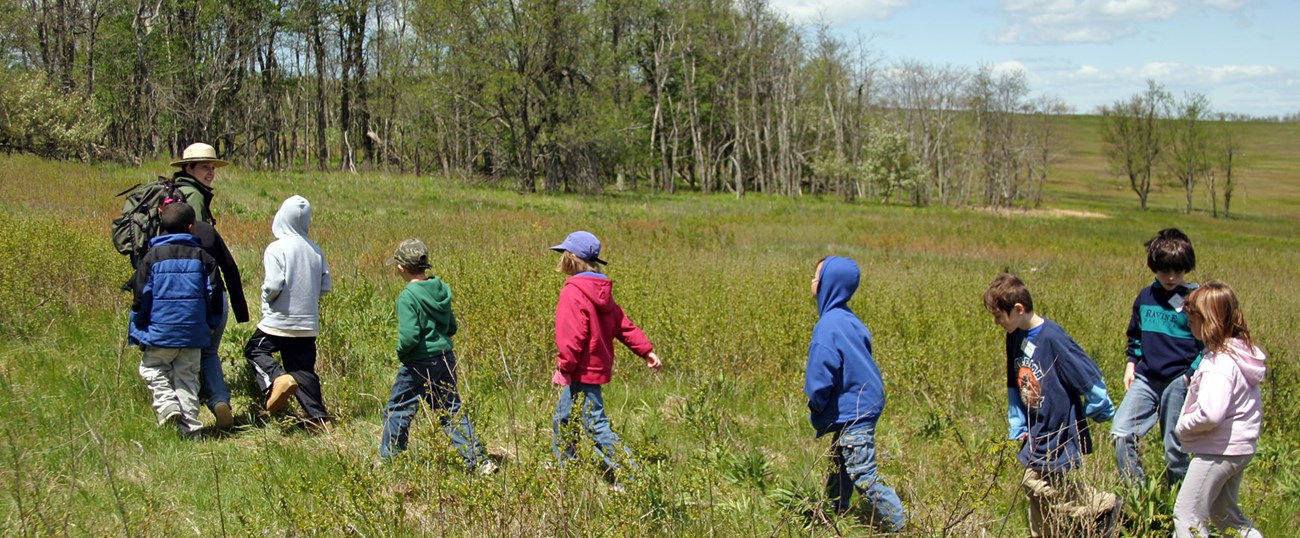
[114,183,143,198]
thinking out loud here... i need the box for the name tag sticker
[1021,340,1037,358]
[1169,294,1185,312]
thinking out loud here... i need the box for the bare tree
[1100,80,1171,210]
[1165,92,1213,214]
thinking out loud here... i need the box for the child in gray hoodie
[243,195,334,427]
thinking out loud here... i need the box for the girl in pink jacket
[1173,281,1266,538]
[548,231,662,489]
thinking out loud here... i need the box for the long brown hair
[1185,281,1253,353]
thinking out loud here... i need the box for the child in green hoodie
[379,239,494,474]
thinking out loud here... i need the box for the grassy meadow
[1,120,1298,536]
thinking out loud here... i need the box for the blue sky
[768,0,1299,117]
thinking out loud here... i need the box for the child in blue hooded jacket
[129,202,220,438]
[804,256,906,531]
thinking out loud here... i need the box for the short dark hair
[160,202,196,234]
[1146,228,1195,273]
[984,272,1034,314]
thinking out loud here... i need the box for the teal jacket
[396,277,458,363]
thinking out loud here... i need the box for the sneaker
[160,408,182,427]
[266,375,299,413]
[304,417,334,433]
[212,402,234,430]
[477,460,500,476]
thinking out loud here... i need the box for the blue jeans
[379,354,485,468]
[198,302,230,410]
[1111,373,1189,487]
[552,383,635,473]
[826,422,906,532]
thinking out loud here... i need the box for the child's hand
[645,352,662,370]
[1123,362,1136,390]
[551,370,571,386]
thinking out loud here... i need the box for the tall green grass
[1,152,1297,536]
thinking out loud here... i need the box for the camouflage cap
[388,239,431,270]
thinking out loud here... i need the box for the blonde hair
[556,251,601,276]
[1185,281,1253,353]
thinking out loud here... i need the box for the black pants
[243,328,330,420]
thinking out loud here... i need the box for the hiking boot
[266,375,298,413]
[1098,496,1124,536]
[212,402,234,430]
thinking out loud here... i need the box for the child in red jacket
[548,231,662,488]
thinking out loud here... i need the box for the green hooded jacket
[396,277,458,363]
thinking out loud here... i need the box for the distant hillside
[1047,115,1300,220]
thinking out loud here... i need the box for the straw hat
[170,143,229,168]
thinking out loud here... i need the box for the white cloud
[1038,60,1294,115]
[994,0,1255,44]
[991,60,1029,75]
[768,0,911,25]
[1054,61,1281,85]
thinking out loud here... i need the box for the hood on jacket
[407,278,453,318]
[1225,339,1267,386]
[566,274,615,313]
[149,233,200,248]
[816,256,860,316]
[272,195,312,239]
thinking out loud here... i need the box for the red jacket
[555,275,654,385]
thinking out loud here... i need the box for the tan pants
[1022,468,1118,538]
[138,346,203,434]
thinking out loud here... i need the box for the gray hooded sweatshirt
[258,195,331,334]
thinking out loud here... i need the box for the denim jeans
[1111,373,1189,486]
[826,422,906,532]
[552,383,635,473]
[379,354,485,468]
[198,301,230,410]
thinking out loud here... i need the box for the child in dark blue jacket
[1113,227,1201,487]
[130,202,220,438]
[984,272,1121,537]
[804,257,905,531]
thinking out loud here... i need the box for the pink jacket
[554,275,654,385]
[1177,339,1266,456]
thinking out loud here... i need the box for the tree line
[1100,81,1241,217]
[0,0,1256,210]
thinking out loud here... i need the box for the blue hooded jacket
[129,233,218,348]
[804,257,886,437]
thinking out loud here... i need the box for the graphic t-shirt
[1005,319,1113,472]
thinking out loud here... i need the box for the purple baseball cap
[549,230,607,265]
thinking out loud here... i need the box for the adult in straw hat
[170,142,228,225]
[167,142,247,430]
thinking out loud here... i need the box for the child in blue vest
[984,272,1121,537]
[804,257,906,531]
[1112,228,1201,487]
[129,202,220,438]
